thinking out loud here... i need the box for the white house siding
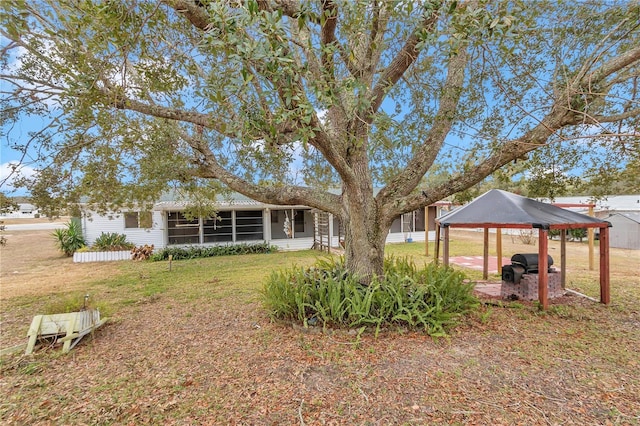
[81,211,165,248]
[271,237,315,251]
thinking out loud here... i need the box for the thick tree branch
[377,47,469,207]
[181,131,342,214]
[392,110,579,216]
[368,5,441,117]
[162,0,210,31]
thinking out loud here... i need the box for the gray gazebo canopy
[434,190,611,309]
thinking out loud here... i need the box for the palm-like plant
[52,220,85,256]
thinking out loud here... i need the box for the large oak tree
[1,0,639,281]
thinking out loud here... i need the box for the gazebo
[434,190,612,309]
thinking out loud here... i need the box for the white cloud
[0,162,36,194]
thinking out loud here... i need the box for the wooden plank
[443,227,450,267]
[600,226,610,304]
[483,228,489,280]
[588,206,595,271]
[62,313,79,353]
[496,228,502,275]
[25,315,44,355]
[561,230,567,289]
[1,343,27,356]
[538,229,549,310]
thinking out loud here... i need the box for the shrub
[262,256,479,337]
[93,232,135,251]
[149,242,277,261]
[52,220,86,256]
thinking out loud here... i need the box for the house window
[125,211,152,229]
[294,210,305,233]
[167,212,199,245]
[235,210,264,241]
[203,211,233,243]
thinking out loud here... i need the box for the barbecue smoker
[502,253,554,284]
[500,253,563,301]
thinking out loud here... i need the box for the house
[604,212,640,250]
[550,195,640,250]
[80,192,450,251]
[0,203,39,219]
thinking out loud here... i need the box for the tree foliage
[1,0,639,280]
[0,192,19,214]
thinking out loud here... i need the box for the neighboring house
[604,212,640,250]
[80,193,450,251]
[548,195,640,250]
[0,203,39,219]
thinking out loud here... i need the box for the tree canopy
[1,0,639,279]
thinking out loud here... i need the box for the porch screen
[203,212,232,243]
[235,210,263,241]
[167,212,199,245]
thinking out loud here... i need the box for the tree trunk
[341,191,387,284]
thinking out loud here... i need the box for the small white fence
[73,251,131,263]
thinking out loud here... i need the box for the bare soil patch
[1,229,120,300]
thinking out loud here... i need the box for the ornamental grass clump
[262,256,478,337]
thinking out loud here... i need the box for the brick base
[501,272,564,301]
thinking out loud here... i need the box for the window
[235,210,263,241]
[167,212,199,245]
[125,211,152,229]
[294,210,305,233]
[203,212,233,243]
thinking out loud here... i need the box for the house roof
[437,189,610,229]
[546,195,640,212]
[606,212,640,224]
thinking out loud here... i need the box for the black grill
[502,253,554,284]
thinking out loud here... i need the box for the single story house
[604,212,640,250]
[550,195,640,250]
[0,203,39,219]
[80,193,450,251]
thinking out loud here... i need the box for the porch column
[264,209,271,242]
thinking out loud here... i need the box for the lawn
[1,229,639,425]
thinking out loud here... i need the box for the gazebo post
[560,229,566,289]
[434,225,441,264]
[443,226,450,267]
[588,205,595,271]
[599,226,610,304]
[496,228,503,276]
[538,228,549,309]
[425,206,429,257]
[483,228,489,280]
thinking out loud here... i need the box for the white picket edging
[73,250,131,263]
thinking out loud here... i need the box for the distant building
[604,212,640,250]
[0,203,39,219]
[550,195,640,250]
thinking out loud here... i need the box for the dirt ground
[0,229,119,300]
[1,229,639,425]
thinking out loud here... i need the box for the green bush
[262,257,478,337]
[93,232,135,251]
[149,242,277,261]
[52,220,86,256]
